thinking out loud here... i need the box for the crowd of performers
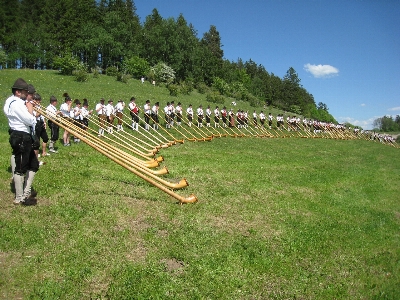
[32,94,398,159]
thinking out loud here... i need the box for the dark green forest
[0,0,338,122]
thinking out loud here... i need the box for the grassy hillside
[0,69,399,299]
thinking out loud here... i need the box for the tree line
[0,0,337,123]
[373,115,400,132]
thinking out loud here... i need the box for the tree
[0,48,7,67]
[373,116,399,132]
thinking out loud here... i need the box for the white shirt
[46,103,58,118]
[81,106,91,118]
[144,103,151,114]
[60,102,72,118]
[197,107,203,115]
[72,106,82,120]
[4,95,36,133]
[106,103,115,117]
[115,102,125,113]
[186,107,193,116]
[164,105,170,115]
[96,102,106,115]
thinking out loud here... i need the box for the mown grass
[0,69,399,299]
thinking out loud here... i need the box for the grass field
[0,69,399,299]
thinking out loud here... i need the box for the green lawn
[0,69,399,299]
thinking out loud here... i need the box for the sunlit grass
[0,69,399,299]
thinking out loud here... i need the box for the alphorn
[36,106,197,203]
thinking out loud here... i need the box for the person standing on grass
[81,100,92,130]
[268,112,274,129]
[259,111,266,127]
[253,110,258,126]
[214,106,220,128]
[186,104,193,127]
[59,95,73,146]
[197,104,204,127]
[105,99,115,134]
[71,99,83,142]
[164,102,171,128]
[205,105,212,127]
[4,78,39,205]
[128,97,139,131]
[221,106,227,127]
[96,98,107,136]
[46,96,61,153]
[144,99,151,130]
[175,102,183,126]
[115,99,125,131]
[32,93,50,166]
[151,101,159,130]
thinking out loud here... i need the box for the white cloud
[304,63,339,78]
[361,103,366,107]
[388,106,400,111]
[337,116,377,130]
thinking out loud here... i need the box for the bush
[148,62,175,85]
[116,73,131,83]
[179,80,193,95]
[206,91,225,104]
[72,62,89,82]
[53,54,80,75]
[106,66,119,77]
[91,67,101,78]
[167,84,179,96]
[196,82,209,94]
[123,56,149,79]
[73,69,89,82]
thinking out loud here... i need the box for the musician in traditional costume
[253,110,258,126]
[186,104,194,127]
[164,102,171,128]
[221,106,228,127]
[170,101,175,127]
[259,111,266,127]
[59,95,73,145]
[268,113,274,129]
[95,98,107,136]
[205,105,212,127]
[151,102,159,130]
[175,102,183,126]
[128,97,139,131]
[197,105,204,127]
[144,99,151,130]
[105,99,115,134]
[115,99,125,131]
[214,106,220,127]
[81,100,92,130]
[71,99,83,142]
[228,108,235,127]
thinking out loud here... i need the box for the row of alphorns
[92,109,399,149]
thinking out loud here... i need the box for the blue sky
[135,0,400,129]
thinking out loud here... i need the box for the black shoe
[22,197,37,206]
[30,188,38,198]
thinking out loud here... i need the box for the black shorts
[9,130,39,174]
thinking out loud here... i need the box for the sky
[135,0,400,129]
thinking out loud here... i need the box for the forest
[0,0,337,122]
